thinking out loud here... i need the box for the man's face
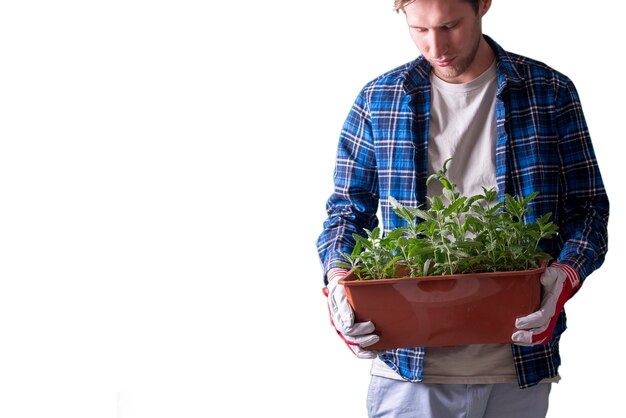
[404,0,489,83]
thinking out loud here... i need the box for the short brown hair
[393,0,479,14]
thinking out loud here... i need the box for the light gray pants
[367,376,551,418]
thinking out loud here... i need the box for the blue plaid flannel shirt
[317,36,609,389]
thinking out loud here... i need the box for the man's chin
[432,67,463,82]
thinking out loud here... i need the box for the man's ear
[479,0,492,17]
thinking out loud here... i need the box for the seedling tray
[339,262,545,349]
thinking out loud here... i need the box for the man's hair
[393,0,480,14]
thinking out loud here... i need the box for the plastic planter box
[339,262,546,350]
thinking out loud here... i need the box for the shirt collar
[402,34,524,94]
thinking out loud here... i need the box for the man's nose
[429,31,448,59]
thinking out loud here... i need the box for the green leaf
[388,196,401,209]
[335,261,353,269]
[411,207,434,222]
[481,187,498,203]
[384,255,403,272]
[351,240,362,256]
[442,196,467,217]
[522,191,539,207]
[385,228,406,241]
[353,233,373,250]
[440,178,454,191]
[423,258,433,276]
[431,195,444,211]
[409,245,434,258]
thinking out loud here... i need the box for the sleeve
[316,88,380,284]
[554,76,609,282]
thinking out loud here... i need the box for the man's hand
[512,263,581,346]
[324,268,382,358]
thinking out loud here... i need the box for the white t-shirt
[426,60,497,199]
[371,62,558,384]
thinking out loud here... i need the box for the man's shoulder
[506,51,561,74]
[486,36,573,86]
[498,47,572,85]
[361,56,427,93]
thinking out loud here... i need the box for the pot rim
[339,260,548,286]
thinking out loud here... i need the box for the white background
[0,1,620,417]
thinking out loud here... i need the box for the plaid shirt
[317,36,609,388]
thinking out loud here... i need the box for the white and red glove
[512,262,581,346]
[323,268,382,358]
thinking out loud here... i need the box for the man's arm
[554,76,609,281]
[317,88,380,284]
[513,77,609,345]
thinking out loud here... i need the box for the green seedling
[341,158,557,280]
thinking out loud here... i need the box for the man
[316,0,609,417]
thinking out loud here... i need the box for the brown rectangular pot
[339,262,545,350]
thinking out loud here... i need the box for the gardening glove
[324,268,382,359]
[512,262,581,346]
